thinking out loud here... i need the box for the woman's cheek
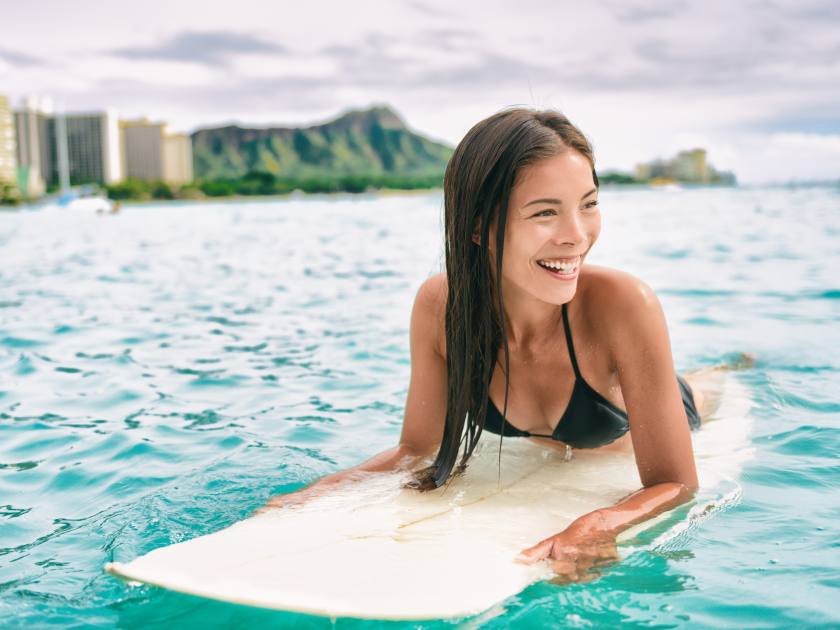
[586,214,602,248]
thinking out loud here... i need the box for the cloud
[0,47,41,67]
[417,27,479,53]
[111,31,288,67]
[92,74,344,128]
[721,131,840,183]
[411,52,552,91]
[3,0,840,182]
[405,0,455,18]
[605,0,690,22]
[785,1,840,21]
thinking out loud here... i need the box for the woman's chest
[487,338,625,437]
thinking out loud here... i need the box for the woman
[258,108,728,583]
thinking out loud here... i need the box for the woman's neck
[496,279,570,352]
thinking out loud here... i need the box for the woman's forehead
[510,152,594,208]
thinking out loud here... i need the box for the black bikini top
[483,303,630,449]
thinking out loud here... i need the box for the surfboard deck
[105,375,754,620]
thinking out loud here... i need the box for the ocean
[1,185,838,628]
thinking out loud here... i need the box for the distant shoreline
[110,186,444,206]
[5,179,837,211]
[99,173,446,203]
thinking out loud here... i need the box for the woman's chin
[535,284,578,306]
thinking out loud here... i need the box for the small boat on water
[57,190,115,213]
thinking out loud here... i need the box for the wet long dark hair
[410,108,598,490]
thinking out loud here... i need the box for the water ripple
[1,188,839,627]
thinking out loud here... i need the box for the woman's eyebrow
[522,188,597,209]
[522,197,562,208]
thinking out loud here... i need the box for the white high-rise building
[14,96,52,198]
[60,110,123,185]
[122,118,193,184]
[162,131,193,185]
[13,99,124,193]
[0,95,17,189]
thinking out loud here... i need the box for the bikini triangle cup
[483,304,701,448]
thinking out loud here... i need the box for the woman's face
[485,150,600,306]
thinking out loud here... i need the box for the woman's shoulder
[576,265,671,371]
[578,265,662,331]
[415,272,447,315]
[580,265,657,305]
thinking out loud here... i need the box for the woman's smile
[536,255,580,280]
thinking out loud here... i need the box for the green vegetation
[0,180,20,206]
[191,105,452,181]
[97,105,452,203]
[598,171,643,185]
[104,172,444,201]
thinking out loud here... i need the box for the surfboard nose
[103,561,121,575]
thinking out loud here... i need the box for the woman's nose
[552,213,585,246]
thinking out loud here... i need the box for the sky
[1,0,839,183]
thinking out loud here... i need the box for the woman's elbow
[676,479,699,497]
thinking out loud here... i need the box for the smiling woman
[259,107,721,582]
[406,110,702,489]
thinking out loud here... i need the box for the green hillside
[191,105,453,180]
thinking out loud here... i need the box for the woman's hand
[516,528,620,584]
[250,490,313,517]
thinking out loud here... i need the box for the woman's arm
[517,481,695,582]
[254,274,448,515]
[519,273,698,581]
[252,444,428,514]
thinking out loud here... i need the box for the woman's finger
[573,565,604,584]
[516,538,554,564]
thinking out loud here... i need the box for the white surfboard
[105,374,754,620]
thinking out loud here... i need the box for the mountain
[191,105,453,181]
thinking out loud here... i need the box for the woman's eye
[583,200,599,211]
[532,209,555,218]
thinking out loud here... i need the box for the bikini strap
[561,303,582,379]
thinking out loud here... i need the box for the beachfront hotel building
[0,95,18,188]
[121,119,193,184]
[670,149,710,183]
[635,148,717,184]
[58,110,123,186]
[636,149,710,184]
[14,97,52,198]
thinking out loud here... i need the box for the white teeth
[538,259,578,273]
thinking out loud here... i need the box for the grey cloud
[318,35,417,87]
[321,27,478,59]
[421,27,480,52]
[92,45,546,124]
[782,0,840,22]
[0,47,42,66]
[111,31,287,66]
[317,27,484,87]
[81,2,840,138]
[94,75,342,126]
[320,44,357,57]
[411,52,554,90]
[601,0,689,22]
[626,23,840,92]
[405,0,455,18]
[313,28,754,94]
[749,98,840,135]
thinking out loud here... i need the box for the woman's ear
[471,219,481,246]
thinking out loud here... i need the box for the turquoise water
[1,186,838,628]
